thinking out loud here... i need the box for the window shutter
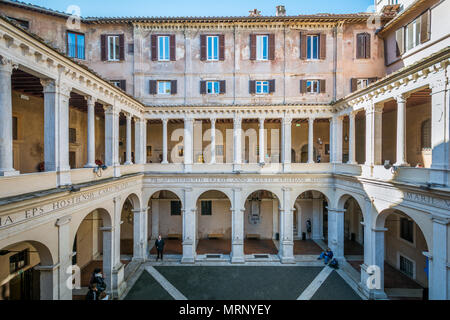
[364,33,371,58]
[170,80,177,95]
[269,79,275,93]
[319,80,326,93]
[149,80,157,94]
[200,81,206,94]
[420,10,430,43]
[356,34,363,59]
[300,32,307,60]
[350,78,357,92]
[319,33,326,59]
[220,80,226,94]
[170,35,176,61]
[268,34,275,60]
[151,35,157,61]
[300,80,306,93]
[219,34,225,61]
[250,34,256,60]
[395,28,404,57]
[101,35,107,61]
[119,34,125,61]
[249,80,256,94]
[119,80,126,91]
[200,35,207,61]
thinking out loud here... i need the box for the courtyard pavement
[123,262,364,300]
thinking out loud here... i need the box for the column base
[233,164,242,172]
[393,162,410,167]
[346,161,357,165]
[113,165,121,178]
[181,256,195,264]
[184,164,192,173]
[0,169,19,176]
[231,256,245,264]
[307,161,315,164]
[124,161,134,166]
[161,161,168,164]
[57,170,71,186]
[282,163,291,173]
[280,256,296,264]
[111,263,126,299]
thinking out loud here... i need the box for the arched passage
[148,190,183,256]
[243,190,280,256]
[374,209,430,300]
[71,208,113,300]
[195,190,232,256]
[292,190,328,255]
[119,193,141,259]
[0,240,53,300]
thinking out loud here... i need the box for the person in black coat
[155,235,165,261]
[86,283,98,301]
[90,268,107,293]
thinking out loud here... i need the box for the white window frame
[107,35,120,61]
[356,79,369,90]
[306,80,320,94]
[398,252,416,280]
[255,81,269,94]
[111,80,121,88]
[256,35,268,61]
[206,81,220,94]
[207,36,219,61]
[405,17,421,52]
[158,36,170,61]
[307,35,319,60]
[157,81,171,95]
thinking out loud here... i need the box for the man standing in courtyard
[155,235,165,261]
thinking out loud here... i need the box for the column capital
[431,215,450,225]
[259,117,265,125]
[234,117,242,126]
[349,110,357,119]
[40,79,56,93]
[123,111,132,118]
[429,75,447,95]
[365,102,383,114]
[34,263,60,272]
[85,95,96,107]
[308,117,315,124]
[282,117,292,125]
[55,215,72,227]
[371,227,388,232]
[395,93,410,103]
[104,104,119,115]
[0,55,18,73]
[162,118,169,125]
[184,117,194,125]
[326,207,346,214]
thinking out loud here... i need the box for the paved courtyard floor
[123,263,363,300]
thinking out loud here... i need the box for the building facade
[0,0,448,300]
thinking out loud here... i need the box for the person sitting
[317,248,334,264]
[328,258,339,269]
[86,283,98,301]
[90,268,107,293]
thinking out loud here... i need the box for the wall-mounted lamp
[344,135,348,142]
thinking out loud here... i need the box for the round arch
[2,240,54,266]
[336,193,368,222]
[120,192,142,212]
[241,188,282,210]
[192,188,233,205]
[290,188,333,210]
[70,208,113,246]
[144,188,184,208]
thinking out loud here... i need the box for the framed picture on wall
[147,146,152,157]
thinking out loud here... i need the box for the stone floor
[243,239,278,254]
[121,239,133,255]
[294,240,323,255]
[124,264,362,300]
[344,240,364,256]
[149,239,182,255]
[196,239,231,254]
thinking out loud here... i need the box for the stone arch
[241,188,282,210]
[290,188,333,210]
[144,188,184,208]
[336,192,368,222]
[2,240,54,266]
[70,207,113,246]
[192,188,233,205]
[120,192,142,212]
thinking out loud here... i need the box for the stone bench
[167,233,182,240]
[208,233,224,239]
[246,234,260,240]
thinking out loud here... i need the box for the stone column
[133,207,148,262]
[394,94,409,166]
[111,196,126,298]
[182,188,196,263]
[0,57,18,176]
[184,117,194,172]
[162,118,168,164]
[332,115,343,164]
[231,188,245,263]
[308,118,315,163]
[348,111,357,164]
[429,216,449,300]
[42,80,71,185]
[430,75,450,186]
[259,118,265,164]
[210,118,216,164]
[327,208,345,260]
[364,102,384,167]
[279,188,295,264]
[34,264,59,300]
[134,118,146,165]
[85,96,96,168]
[104,105,120,177]
[233,117,242,170]
[281,117,292,171]
[55,216,72,300]
[124,112,133,165]
[100,226,113,296]
[151,199,160,240]
[312,197,323,240]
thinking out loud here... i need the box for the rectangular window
[67,32,85,59]
[107,35,120,61]
[307,35,319,60]
[158,36,170,61]
[157,81,172,95]
[357,79,369,90]
[400,218,414,243]
[201,201,212,216]
[69,128,77,144]
[207,81,220,94]
[405,17,421,52]
[9,249,29,274]
[207,36,219,61]
[255,81,269,94]
[399,255,414,278]
[256,35,268,60]
[306,80,320,93]
[170,201,181,216]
